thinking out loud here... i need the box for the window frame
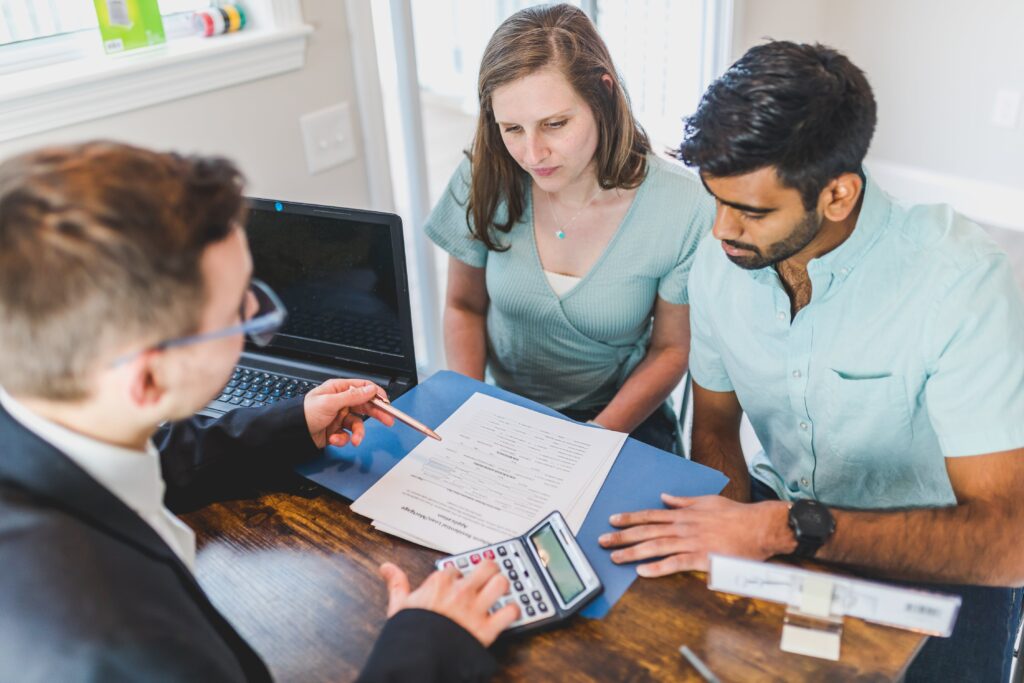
[0,0,311,143]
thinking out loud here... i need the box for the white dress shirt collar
[0,388,196,570]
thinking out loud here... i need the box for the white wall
[0,0,374,209]
[731,0,1024,230]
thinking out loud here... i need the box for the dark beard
[723,210,823,270]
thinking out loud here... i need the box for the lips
[722,242,751,257]
[532,166,558,177]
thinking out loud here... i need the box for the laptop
[201,198,418,417]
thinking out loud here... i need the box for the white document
[708,554,962,637]
[352,392,626,553]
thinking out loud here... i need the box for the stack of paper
[351,392,626,554]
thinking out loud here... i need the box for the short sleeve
[657,190,715,304]
[687,235,735,392]
[423,157,488,269]
[924,255,1024,456]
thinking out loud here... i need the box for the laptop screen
[244,198,416,378]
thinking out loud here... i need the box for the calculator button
[483,549,495,560]
[526,606,536,617]
[519,595,530,605]
[514,581,523,592]
[497,546,507,557]
[532,590,542,601]
[538,602,548,613]
[470,554,481,564]
[508,570,518,581]
[443,561,455,569]
[502,559,513,569]
[456,557,469,568]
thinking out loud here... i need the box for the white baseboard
[865,159,1024,233]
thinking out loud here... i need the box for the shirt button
[800,477,810,487]
[777,311,787,321]
[799,422,809,431]
[792,370,802,379]
[840,267,850,276]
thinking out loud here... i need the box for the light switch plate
[300,102,357,174]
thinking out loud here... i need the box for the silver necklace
[547,186,602,240]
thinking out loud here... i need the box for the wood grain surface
[180,475,925,682]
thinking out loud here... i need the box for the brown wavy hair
[467,3,650,251]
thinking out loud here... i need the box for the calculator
[434,510,603,635]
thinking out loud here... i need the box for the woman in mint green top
[425,4,713,450]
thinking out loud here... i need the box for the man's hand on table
[379,561,520,646]
[599,493,796,576]
[303,379,395,449]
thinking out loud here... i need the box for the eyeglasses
[112,279,287,366]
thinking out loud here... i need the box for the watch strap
[793,537,823,559]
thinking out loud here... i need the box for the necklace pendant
[555,229,566,240]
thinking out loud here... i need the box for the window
[0,0,215,76]
[0,1,213,45]
[0,0,311,144]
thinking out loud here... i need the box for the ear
[820,172,863,222]
[601,73,614,94]
[127,350,166,408]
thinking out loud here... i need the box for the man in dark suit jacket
[0,142,519,682]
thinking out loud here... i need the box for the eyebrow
[495,108,573,127]
[699,176,778,215]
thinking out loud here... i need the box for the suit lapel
[0,405,203,580]
[0,404,272,680]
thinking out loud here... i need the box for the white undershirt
[0,388,196,571]
[544,269,582,298]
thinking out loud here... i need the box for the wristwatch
[787,499,836,559]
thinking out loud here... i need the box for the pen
[370,397,442,441]
[679,645,721,683]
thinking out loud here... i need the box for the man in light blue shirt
[599,42,1024,681]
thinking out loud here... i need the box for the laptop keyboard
[214,367,316,409]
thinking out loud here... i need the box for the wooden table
[180,474,926,682]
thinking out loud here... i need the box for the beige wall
[731,0,1024,192]
[0,0,373,208]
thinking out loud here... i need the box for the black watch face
[793,500,832,538]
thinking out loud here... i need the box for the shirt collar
[0,388,165,518]
[811,172,892,281]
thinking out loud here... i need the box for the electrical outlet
[992,89,1021,129]
[300,102,357,174]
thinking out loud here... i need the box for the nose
[522,132,549,166]
[712,204,742,242]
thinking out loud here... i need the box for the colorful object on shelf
[194,4,247,37]
[93,0,166,54]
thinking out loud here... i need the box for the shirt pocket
[824,370,913,463]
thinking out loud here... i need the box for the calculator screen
[529,523,585,604]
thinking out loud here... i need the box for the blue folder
[296,371,728,618]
